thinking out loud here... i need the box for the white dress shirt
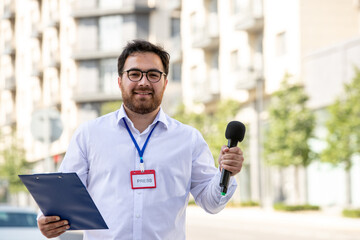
[59,105,237,240]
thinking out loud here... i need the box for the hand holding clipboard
[19,172,108,230]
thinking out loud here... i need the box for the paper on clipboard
[19,172,108,230]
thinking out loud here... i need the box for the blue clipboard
[19,172,108,230]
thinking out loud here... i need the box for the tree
[173,99,241,165]
[263,75,316,203]
[0,131,32,198]
[321,68,360,206]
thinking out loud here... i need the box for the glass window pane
[77,18,97,51]
[99,16,123,51]
[99,58,119,94]
[77,60,99,93]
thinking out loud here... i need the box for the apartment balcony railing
[72,50,120,61]
[168,0,181,11]
[192,69,220,103]
[48,52,60,68]
[31,22,43,39]
[192,13,219,50]
[71,0,155,18]
[234,0,263,33]
[31,62,44,78]
[2,39,16,56]
[5,112,16,126]
[47,13,60,28]
[2,1,15,20]
[233,67,261,90]
[72,90,122,103]
[4,76,16,91]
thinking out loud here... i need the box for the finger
[221,163,243,176]
[39,215,60,224]
[221,145,229,154]
[45,223,70,238]
[227,146,242,154]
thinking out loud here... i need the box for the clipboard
[19,172,108,230]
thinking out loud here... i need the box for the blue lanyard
[123,118,159,171]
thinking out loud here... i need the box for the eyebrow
[125,68,163,72]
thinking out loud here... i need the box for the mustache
[132,87,154,93]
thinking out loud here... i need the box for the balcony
[192,13,219,50]
[72,50,120,61]
[72,91,122,103]
[5,112,16,126]
[71,0,155,18]
[168,0,181,11]
[234,0,264,33]
[31,23,43,39]
[48,52,60,69]
[233,68,259,90]
[31,62,44,78]
[2,1,15,20]
[4,76,16,91]
[2,39,16,56]
[192,69,220,103]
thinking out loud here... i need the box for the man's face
[118,52,168,114]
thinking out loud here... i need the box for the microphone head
[225,121,246,142]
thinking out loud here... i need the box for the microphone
[220,121,246,196]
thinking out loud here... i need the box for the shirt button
[137,191,142,195]
[136,214,140,218]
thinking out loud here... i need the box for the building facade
[0,0,182,181]
[1,0,360,208]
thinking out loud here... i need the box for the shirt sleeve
[58,122,90,187]
[189,129,237,214]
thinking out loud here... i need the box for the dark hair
[117,39,170,77]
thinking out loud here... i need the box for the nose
[138,72,150,86]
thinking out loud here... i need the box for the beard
[121,85,165,114]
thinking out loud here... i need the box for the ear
[163,77,168,91]
[118,76,122,89]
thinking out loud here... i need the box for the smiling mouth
[134,91,152,95]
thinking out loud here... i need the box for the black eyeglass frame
[122,69,167,83]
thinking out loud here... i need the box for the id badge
[130,170,156,189]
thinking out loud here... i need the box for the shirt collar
[117,104,169,130]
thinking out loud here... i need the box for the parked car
[0,205,60,240]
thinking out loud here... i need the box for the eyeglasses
[122,69,166,83]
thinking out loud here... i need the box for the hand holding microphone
[219,121,246,196]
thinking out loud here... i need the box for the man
[37,40,244,239]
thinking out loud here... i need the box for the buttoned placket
[132,129,151,240]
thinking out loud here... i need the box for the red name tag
[130,170,156,189]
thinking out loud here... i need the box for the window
[231,50,239,71]
[0,212,38,227]
[77,60,98,93]
[171,62,181,82]
[99,16,123,51]
[276,31,287,56]
[170,17,180,38]
[99,58,118,93]
[77,18,97,51]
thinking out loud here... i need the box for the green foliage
[263,76,316,168]
[240,201,260,207]
[273,203,320,212]
[321,68,360,170]
[100,101,122,116]
[342,208,360,218]
[0,132,32,193]
[173,100,241,165]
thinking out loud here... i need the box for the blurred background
[0,0,360,224]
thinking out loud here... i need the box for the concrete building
[0,0,182,185]
[181,0,360,208]
[1,0,360,208]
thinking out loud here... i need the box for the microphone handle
[220,139,238,195]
